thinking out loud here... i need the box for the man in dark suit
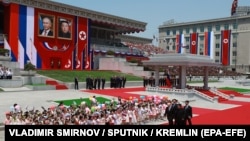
[39,16,53,36]
[101,77,106,89]
[74,77,79,90]
[184,100,193,125]
[164,101,176,126]
[175,104,185,125]
[121,76,126,88]
[58,20,71,38]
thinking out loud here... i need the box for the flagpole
[30,38,33,64]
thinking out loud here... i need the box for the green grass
[54,97,114,107]
[219,87,250,92]
[37,70,143,82]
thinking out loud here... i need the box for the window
[207,26,212,32]
[200,26,204,32]
[172,29,176,35]
[215,35,220,39]
[215,60,220,63]
[216,43,220,48]
[232,33,238,38]
[179,29,183,34]
[233,51,237,56]
[192,27,197,32]
[185,28,190,34]
[216,25,220,31]
[166,30,170,36]
[185,37,190,42]
[215,52,220,56]
[224,24,229,30]
[233,42,237,47]
[200,44,204,49]
[233,23,237,29]
[200,36,204,41]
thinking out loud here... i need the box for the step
[55,84,68,90]
[46,80,58,85]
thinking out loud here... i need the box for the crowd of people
[84,75,126,90]
[0,65,12,79]
[124,42,168,57]
[3,96,192,125]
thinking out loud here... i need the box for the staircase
[99,57,151,77]
[197,89,228,102]
[218,89,243,96]
[45,79,68,90]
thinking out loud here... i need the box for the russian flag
[176,34,185,54]
[190,33,198,55]
[221,30,231,66]
[204,31,214,59]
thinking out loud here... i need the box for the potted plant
[20,61,36,76]
[0,48,11,61]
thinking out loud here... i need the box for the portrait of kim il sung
[58,17,72,39]
[38,14,55,37]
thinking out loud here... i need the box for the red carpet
[46,79,68,90]
[236,95,250,98]
[82,87,146,100]
[82,87,250,125]
[192,103,250,125]
[220,100,250,105]
[192,107,218,115]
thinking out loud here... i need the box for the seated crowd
[124,42,168,56]
[0,65,12,79]
[3,96,191,125]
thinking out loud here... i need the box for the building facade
[158,14,250,73]
[0,0,147,71]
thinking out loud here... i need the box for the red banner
[190,33,198,54]
[175,34,180,53]
[221,30,231,66]
[77,17,88,70]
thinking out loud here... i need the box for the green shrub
[0,48,9,56]
[24,62,36,71]
[129,58,138,63]
[106,50,115,55]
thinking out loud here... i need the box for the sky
[51,0,249,39]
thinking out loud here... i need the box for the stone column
[155,66,160,87]
[179,66,187,89]
[204,66,209,89]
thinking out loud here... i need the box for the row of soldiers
[85,75,126,90]
[143,76,171,87]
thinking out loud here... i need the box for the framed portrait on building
[57,17,72,40]
[38,14,55,38]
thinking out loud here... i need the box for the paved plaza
[0,79,250,141]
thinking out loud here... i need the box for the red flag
[190,33,198,54]
[221,30,231,66]
[77,17,88,70]
[231,0,238,16]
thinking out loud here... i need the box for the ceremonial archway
[142,54,222,89]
